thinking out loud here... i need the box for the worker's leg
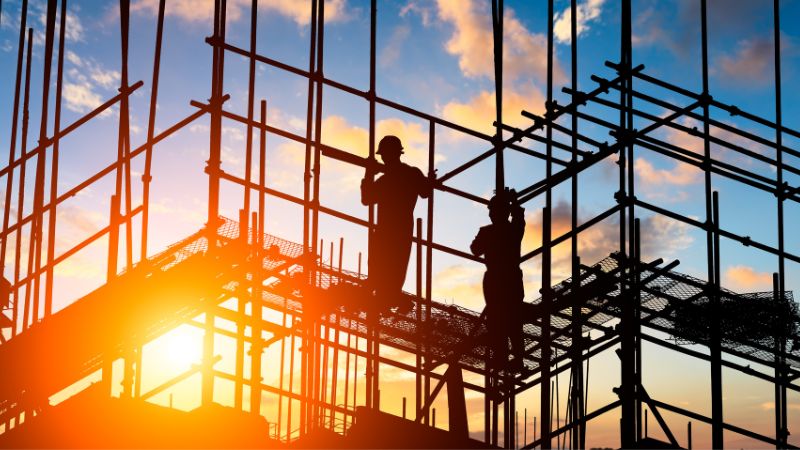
[509,274,526,370]
[483,275,508,371]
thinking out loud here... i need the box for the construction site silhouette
[0,0,798,449]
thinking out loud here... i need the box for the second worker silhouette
[471,188,526,372]
[361,135,431,312]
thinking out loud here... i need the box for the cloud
[292,114,442,170]
[634,157,701,186]
[427,0,562,141]
[62,82,104,114]
[553,0,606,44]
[432,264,484,306]
[33,2,85,43]
[441,83,546,137]
[130,0,349,26]
[66,51,122,89]
[272,114,441,195]
[433,201,694,308]
[263,0,349,26]
[400,1,433,27]
[723,265,773,292]
[149,197,206,225]
[523,201,693,282]
[379,25,411,68]
[630,5,695,57]
[434,0,562,84]
[61,52,120,114]
[647,116,773,175]
[717,37,774,86]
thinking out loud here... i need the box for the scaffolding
[0,0,797,449]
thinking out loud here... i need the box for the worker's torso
[478,222,523,274]
[373,164,423,233]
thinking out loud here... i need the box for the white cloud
[66,50,83,66]
[89,67,121,90]
[553,0,606,44]
[379,25,411,68]
[62,82,104,113]
[60,50,121,115]
[400,1,433,27]
[35,3,85,42]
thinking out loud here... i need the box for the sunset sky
[0,0,799,448]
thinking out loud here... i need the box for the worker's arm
[470,228,486,257]
[416,167,433,199]
[360,173,377,206]
[510,190,525,235]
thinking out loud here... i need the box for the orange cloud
[432,264,484,309]
[131,0,348,25]
[435,0,563,84]
[441,84,546,137]
[317,115,440,170]
[634,157,701,186]
[275,115,442,195]
[718,37,774,86]
[723,265,773,292]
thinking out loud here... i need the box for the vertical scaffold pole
[203,0,227,407]
[0,0,28,289]
[44,0,67,320]
[700,1,723,447]
[772,3,787,447]
[568,0,585,447]
[619,0,637,447]
[540,1,555,448]
[365,0,379,412]
[140,0,165,263]
[29,0,57,335]
[424,120,435,426]
[300,0,318,436]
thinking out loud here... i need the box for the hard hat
[377,135,404,155]
[488,189,512,211]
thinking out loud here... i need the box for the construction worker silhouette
[471,188,525,371]
[361,135,431,311]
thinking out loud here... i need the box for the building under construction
[0,0,797,448]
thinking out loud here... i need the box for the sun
[153,324,204,371]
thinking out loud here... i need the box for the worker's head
[377,135,403,166]
[487,189,512,224]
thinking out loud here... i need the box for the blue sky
[0,0,799,447]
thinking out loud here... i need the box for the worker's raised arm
[510,190,525,234]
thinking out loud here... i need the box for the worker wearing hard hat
[471,188,526,371]
[361,135,431,312]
